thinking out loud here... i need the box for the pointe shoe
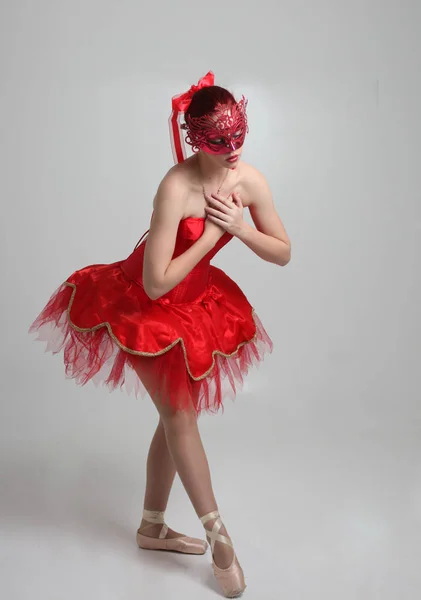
[136,509,207,555]
[200,510,246,598]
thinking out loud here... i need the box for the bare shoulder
[152,164,189,214]
[238,161,291,245]
[236,161,272,211]
[239,161,269,196]
[154,164,187,197]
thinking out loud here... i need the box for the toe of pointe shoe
[167,536,208,554]
[212,556,247,598]
[136,531,207,554]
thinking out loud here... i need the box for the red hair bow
[169,71,215,164]
[171,71,215,112]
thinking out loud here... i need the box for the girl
[29,71,291,598]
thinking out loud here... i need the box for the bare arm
[237,168,291,266]
[142,173,222,300]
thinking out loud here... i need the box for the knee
[161,407,198,435]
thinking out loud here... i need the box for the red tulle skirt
[29,260,273,415]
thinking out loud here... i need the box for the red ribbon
[169,71,215,164]
[171,71,215,112]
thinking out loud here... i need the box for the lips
[226,155,238,162]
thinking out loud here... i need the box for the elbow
[144,287,163,301]
[278,244,291,267]
[142,280,164,301]
[142,270,165,300]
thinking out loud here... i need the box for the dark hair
[185,85,236,120]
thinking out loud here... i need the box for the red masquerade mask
[182,98,248,155]
[169,71,248,163]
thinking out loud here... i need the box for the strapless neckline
[150,209,205,224]
[181,216,205,222]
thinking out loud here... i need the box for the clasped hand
[204,192,245,237]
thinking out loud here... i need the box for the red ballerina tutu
[29,217,273,414]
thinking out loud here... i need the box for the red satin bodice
[121,217,233,304]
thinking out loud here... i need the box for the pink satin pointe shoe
[200,510,246,598]
[136,509,208,554]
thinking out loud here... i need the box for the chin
[224,156,241,169]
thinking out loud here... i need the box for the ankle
[139,509,167,538]
[204,518,229,540]
[199,510,236,570]
[199,510,231,541]
[139,520,162,536]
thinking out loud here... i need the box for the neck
[195,152,229,185]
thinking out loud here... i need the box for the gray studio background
[1,1,420,599]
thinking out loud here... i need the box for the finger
[211,193,232,206]
[208,196,230,213]
[207,214,227,229]
[232,192,243,207]
[205,206,229,221]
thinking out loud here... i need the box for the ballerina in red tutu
[29,71,291,597]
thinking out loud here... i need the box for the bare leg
[158,405,234,568]
[139,418,186,539]
[143,418,176,511]
[131,359,235,568]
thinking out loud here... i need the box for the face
[201,140,244,170]
[184,97,248,168]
